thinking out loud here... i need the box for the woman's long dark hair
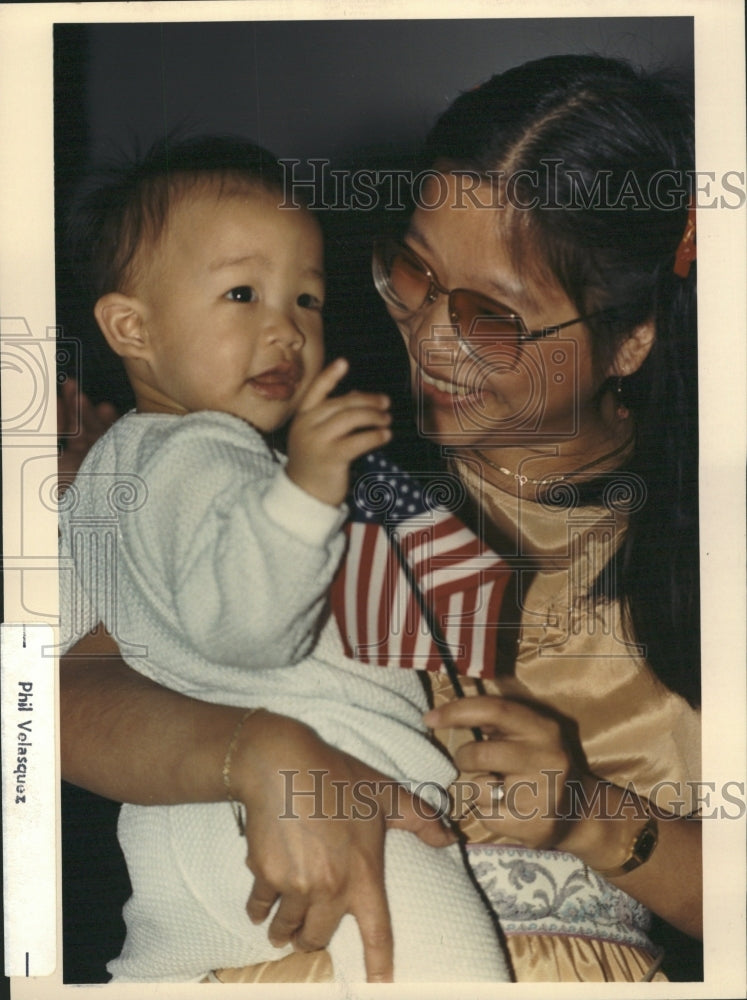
[422,55,699,706]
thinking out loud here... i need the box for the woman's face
[388,174,612,452]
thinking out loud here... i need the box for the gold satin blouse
[443,453,700,816]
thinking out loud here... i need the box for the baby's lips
[248,362,303,400]
[252,361,303,385]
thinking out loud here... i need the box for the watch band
[595,814,659,878]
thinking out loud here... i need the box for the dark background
[54,16,701,984]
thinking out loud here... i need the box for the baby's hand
[286,359,392,507]
[57,377,119,490]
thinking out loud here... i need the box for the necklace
[472,435,634,488]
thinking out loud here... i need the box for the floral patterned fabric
[466,843,654,949]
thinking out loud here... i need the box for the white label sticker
[1,623,57,977]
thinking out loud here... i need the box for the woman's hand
[424,695,703,939]
[424,695,577,849]
[231,709,455,982]
[60,632,456,983]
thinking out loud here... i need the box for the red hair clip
[673,203,696,278]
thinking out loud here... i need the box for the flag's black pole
[385,526,485,744]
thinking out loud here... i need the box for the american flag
[330,452,511,679]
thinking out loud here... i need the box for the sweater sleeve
[127,415,347,668]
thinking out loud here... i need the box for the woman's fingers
[233,716,459,983]
[290,899,344,955]
[425,696,574,848]
[246,826,395,980]
[245,874,280,926]
[264,880,394,982]
[267,894,320,949]
[453,738,548,778]
[425,693,548,736]
[427,697,569,779]
[427,696,565,756]
[349,883,394,983]
[386,785,456,847]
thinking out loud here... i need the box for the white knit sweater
[59,410,509,984]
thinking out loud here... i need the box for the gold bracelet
[222,708,261,836]
[595,814,659,878]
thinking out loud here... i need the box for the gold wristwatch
[596,814,659,878]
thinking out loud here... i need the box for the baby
[58,136,508,984]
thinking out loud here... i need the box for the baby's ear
[94,293,151,360]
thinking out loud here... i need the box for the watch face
[636,827,658,859]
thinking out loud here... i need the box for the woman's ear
[609,319,656,377]
[94,293,152,361]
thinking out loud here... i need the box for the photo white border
[1,1,744,998]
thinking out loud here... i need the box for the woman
[60,54,700,982]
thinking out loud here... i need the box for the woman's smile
[418,367,477,398]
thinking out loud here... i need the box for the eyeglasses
[372,237,597,359]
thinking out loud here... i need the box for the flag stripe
[329,453,512,678]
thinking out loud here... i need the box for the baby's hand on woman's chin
[286,359,392,507]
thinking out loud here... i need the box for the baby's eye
[297,292,323,311]
[225,286,257,303]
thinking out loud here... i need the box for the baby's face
[132,184,325,431]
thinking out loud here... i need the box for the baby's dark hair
[70,134,286,302]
